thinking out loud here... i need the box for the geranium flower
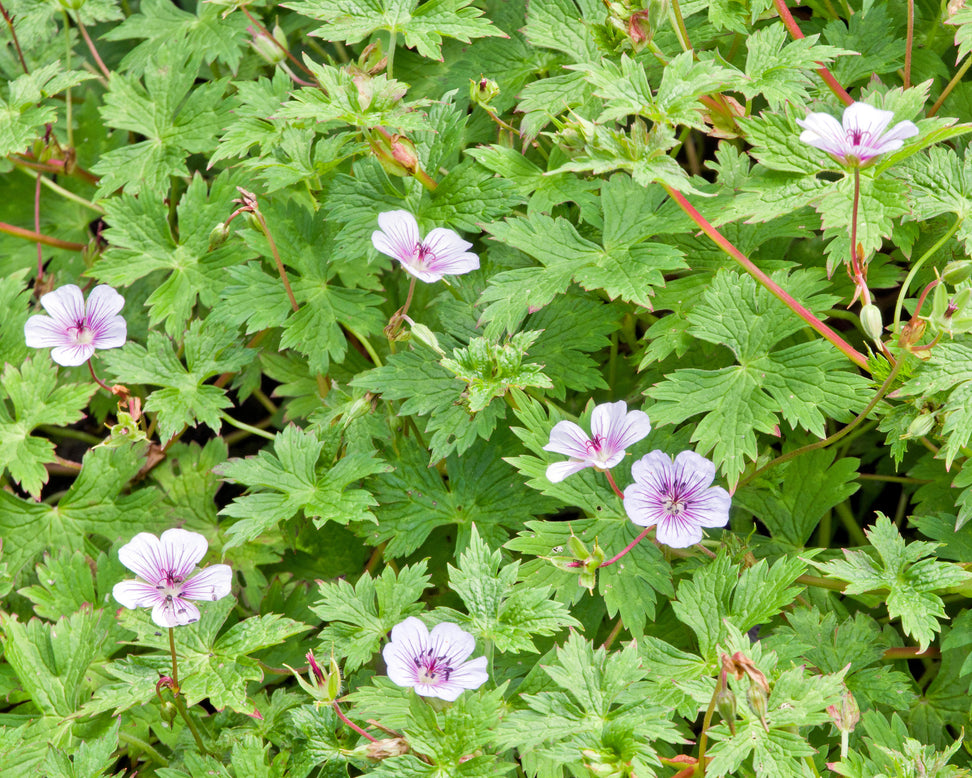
[544,401,652,482]
[382,617,488,701]
[796,102,918,166]
[112,529,232,628]
[372,210,479,283]
[24,284,126,366]
[623,450,731,548]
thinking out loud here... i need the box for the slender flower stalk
[661,183,869,369]
[0,2,29,74]
[0,220,85,250]
[74,12,111,80]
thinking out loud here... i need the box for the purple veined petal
[689,485,733,528]
[421,228,479,277]
[446,654,489,691]
[544,420,593,459]
[24,315,71,349]
[671,449,717,490]
[373,210,421,262]
[112,579,166,610]
[546,459,592,483]
[158,528,209,580]
[870,119,919,153]
[118,532,169,586]
[428,621,476,665]
[180,564,233,602]
[629,449,676,489]
[797,112,847,157]
[593,402,652,454]
[91,316,127,350]
[654,514,704,548]
[50,343,96,367]
[398,261,445,284]
[842,102,894,141]
[85,285,125,321]
[151,596,201,628]
[38,284,85,328]
[623,481,667,528]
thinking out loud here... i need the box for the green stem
[601,618,624,650]
[346,324,383,366]
[694,681,721,777]
[835,500,868,546]
[169,627,179,688]
[904,0,914,89]
[740,355,903,488]
[668,0,692,51]
[386,29,397,79]
[929,57,972,117]
[62,11,73,149]
[118,731,169,767]
[796,573,845,592]
[16,165,104,213]
[892,215,962,335]
[171,693,210,756]
[662,183,869,370]
[38,424,102,444]
[219,411,276,440]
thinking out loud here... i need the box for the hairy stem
[661,183,869,370]
[600,526,653,567]
[0,2,28,73]
[928,57,972,117]
[0,221,85,251]
[333,701,378,743]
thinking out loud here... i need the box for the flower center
[156,572,185,598]
[413,647,453,685]
[585,435,605,455]
[72,321,94,345]
[663,496,686,516]
[416,243,434,267]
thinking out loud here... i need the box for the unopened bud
[209,222,231,251]
[578,568,597,593]
[288,651,341,704]
[249,22,288,65]
[715,685,737,729]
[827,689,860,733]
[373,134,419,178]
[159,701,177,724]
[746,683,769,730]
[904,412,936,439]
[365,737,410,761]
[942,260,972,285]
[470,77,500,108]
[567,532,589,560]
[859,304,884,342]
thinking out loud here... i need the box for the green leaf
[0,441,161,574]
[102,0,249,75]
[216,424,388,548]
[93,47,232,195]
[735,449,861,547]
[0,357,94,498]
[648,269,869,487]
[93,172,249,336]
[311,562,432,671]
[42,720,120,778]
[813,514,972,649]
[101,320,252,444]
[522,0,598,62]
[286,0,505,60]
[439,526,578,653]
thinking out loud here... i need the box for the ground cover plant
[2,0,972,775]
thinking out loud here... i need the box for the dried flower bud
[859,303,884,342]
[942,260,972,285]
[365,737,410,761]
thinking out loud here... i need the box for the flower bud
[159,701,178,724]
[567,531,589,561]
[715,685,737,729]
[859,304,884,342]
[209,222,231,251]
[249,22,288,65]
[372,134,419,178]
[746,683,769,730]
[288,651,341,705]
[942,260,972,285]
[365,737,410,761]
[578,568,598,593]
[904,412,936,439]
[469,77,500,108]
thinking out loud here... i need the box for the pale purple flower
[623,450,731,548]
[24,284,126,366]
[372,210,479,283]
[796,102,918,166]
[382,617,488,701]
[544,401,652,483]
[112,529,232,628]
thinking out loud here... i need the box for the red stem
[604,469,625,500]
[0,220,85,250]
[13,155,99,184]
[773,0,853,106]
[34,172,43,284]
[74,13,111,80]
[661,184,869,370]
[332,701,378,743]
[87,358,113,393]
[600,526,653,567]
[0,2,29,74]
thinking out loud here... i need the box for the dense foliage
[1,0,972,776]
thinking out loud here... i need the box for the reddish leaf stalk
[74,13,111,81]
[332,701,378,743]
[604,469,625,500]
[13,154,100,184]
[0,2,29,74]
[599,526,653,567]
[660,183,869,370]
[773,0,853,105]
[0,220,85,250]
[34,172,43,284]
[904,0,914,89]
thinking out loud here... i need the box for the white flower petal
[85,285,125,320]
[842,102,894,139]
[50,343,95,367]
[546,459,591,483]
[671,449,716,489]
[118,532,168,586]
[180,564,233,602]
[373,210,420,262]
[544,420,593,459]
[24,315,71,349]
[91,317,127,350]
[39,284,85,328]
[112,579,165,609]
[654,515,703,548]
[429,621,476,665]
[158,528,209,579]
[152,597,200,628]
